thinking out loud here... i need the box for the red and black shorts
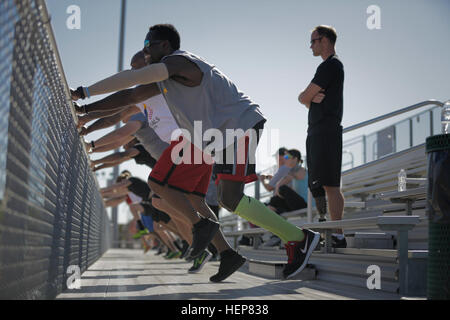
[213,120,266,185]
[148,137,213,197]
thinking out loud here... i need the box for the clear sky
[45,0,450,223]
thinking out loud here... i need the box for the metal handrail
[343,100,445,134]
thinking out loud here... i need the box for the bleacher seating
[221,143,429,297]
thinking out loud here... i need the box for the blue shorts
[141,214,154,232]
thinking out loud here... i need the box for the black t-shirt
[308,54,344,135]
[127,177,151,200]
[132,144,157,168]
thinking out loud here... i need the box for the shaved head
[131,51,147,69]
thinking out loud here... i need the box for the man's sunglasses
[144,39,164,49]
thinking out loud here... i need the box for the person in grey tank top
[71,24,320,280]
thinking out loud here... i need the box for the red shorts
[213,120,265,185]
[148,137,213,197]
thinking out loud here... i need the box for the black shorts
[141,201,154,216]
[213,120,266,185]
[306,128,342,188]
[267,196,289,214]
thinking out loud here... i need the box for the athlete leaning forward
[77,52,215,271]
[71,24,320,281]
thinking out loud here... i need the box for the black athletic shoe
[163,250,173,259]
[155,246,164,255]
[180,243,192,259]
[331,235,347,248]
[210,250,246,283]
[282,229,320,279]
[188,218,220,259]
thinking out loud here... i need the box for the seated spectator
[274,149,308,212]
[259,147,288,193]
[263,149,308,247]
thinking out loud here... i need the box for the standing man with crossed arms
[298,25,346,248]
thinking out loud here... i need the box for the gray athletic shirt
[268,165,291,188]
[268,164,304,190]
[157,50,266,150]
[129,112,169,160]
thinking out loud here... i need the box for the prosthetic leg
[311,185,328,222]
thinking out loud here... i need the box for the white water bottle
[398,169,407,192]
[442,100,450,134]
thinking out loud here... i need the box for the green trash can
[426,133,450,299]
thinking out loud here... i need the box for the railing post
[254,180,260,201]
[362,135,367,164]
[307,189,313,223]
[409,118,414,147]
[397,230,409,295]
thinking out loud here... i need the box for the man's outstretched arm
[71,63,168,100]
[76,83,160,114]
[71,55,201,101]
[104,196,128,208]
[91,120,142,150]
[82,106,139,136]
[90,136,135,154]
[91,148,140,166]
[100,180,131,194]
[93,161,122,172]
[77,108,133,129]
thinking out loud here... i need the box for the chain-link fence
[0,0,112,299]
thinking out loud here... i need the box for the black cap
[277,147,288,156]
[287,149,302,163]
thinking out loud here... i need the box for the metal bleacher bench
[225,215,421,295]
[223,182,427,295]
[378,186,427,216]
[221,141,431,295]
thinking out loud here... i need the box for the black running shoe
[163,250,173,259]
[188,218,220,259]
[210,250,246,283]
[180,243,192,259]
[282,229,320,280]
[331,235,347,248]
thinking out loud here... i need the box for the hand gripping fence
[0,0,112,299]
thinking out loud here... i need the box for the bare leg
[154,223,177,252]
[152,197,193,244]
[148,181,202,225]
[323,185,344,234]
[129,203,143,221]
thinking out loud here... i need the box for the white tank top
[127,192,142,204]
[135,94,182,143]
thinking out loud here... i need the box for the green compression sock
[234,195,305,243]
